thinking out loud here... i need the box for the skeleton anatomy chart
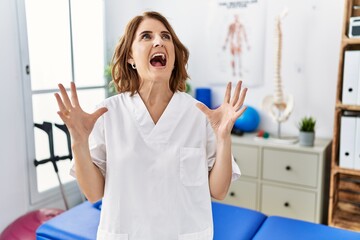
[207,0,266,87]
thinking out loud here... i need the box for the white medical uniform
[71,91,240,240]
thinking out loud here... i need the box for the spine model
[262,8,293,124]
[274,14,286,110]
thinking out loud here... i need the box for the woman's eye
[141,34,151,40]
[162,34,171,40]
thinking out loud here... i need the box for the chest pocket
[180,147,207,186]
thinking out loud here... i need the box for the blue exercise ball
[234,106,260,132]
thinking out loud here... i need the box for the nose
[153,35,164,48]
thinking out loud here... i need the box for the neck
[137,80,174,124]
[138,80,173,106]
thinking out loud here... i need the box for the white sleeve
[70,109,106,178]
[230,155,241,182]
[206,121,241,182]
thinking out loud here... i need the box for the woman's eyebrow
[139,30,170,35]
[139,30,152,36]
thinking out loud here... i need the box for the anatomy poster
[206,0,266,87]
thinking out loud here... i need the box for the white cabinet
[261,184,317,221]
[226,179,257,210]
[217,134,331,223]
[262,149,318,188]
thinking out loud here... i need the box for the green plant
[104,64,112,81]
[298,116,316,132]
[185,82,191,94]
[104,64,116,96]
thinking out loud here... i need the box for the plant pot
[299,131,315,147]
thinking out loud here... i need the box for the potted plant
[298,116,316,146]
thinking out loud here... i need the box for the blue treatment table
[212,202,266,239]
[36,201,100,240]
[252,216,360,240]
[36,201,360,240]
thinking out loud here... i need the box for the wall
[105,0,344,138]
[0,0,28,231]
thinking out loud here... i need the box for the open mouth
[150,53,166,67]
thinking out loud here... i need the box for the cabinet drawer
[261,184,316,222]
[262,148,318,187]
[233,144,259,178]
[221,179,257,210]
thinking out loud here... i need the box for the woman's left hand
[196,81,247,140]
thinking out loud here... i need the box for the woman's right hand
[55,82,108,145]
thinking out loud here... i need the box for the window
[17,0,106,204]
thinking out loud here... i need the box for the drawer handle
[285,165,292,171]
[284,202,290,207]
[230,192,236,197]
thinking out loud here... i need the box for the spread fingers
[224,82,231,103]
[58,83,73,109]
[54,92,67,112]
[231,81,242,106]
[234,88,248,110]
[70,82,80,107]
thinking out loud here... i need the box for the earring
[131,63,136,69]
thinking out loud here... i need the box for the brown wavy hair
[111,11,189,95]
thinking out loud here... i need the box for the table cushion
[36,201,101,240]
[212,202,267,240]
[252,216,360,240]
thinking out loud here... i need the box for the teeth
[151,53,165,60]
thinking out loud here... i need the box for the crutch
[54,123,72,161]
[34,122,69,210]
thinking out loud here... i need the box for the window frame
[16,0,107,205]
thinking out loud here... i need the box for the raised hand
[54,82,108,144]
[196,81,247,139]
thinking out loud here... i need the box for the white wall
[105,0,344,138]
[0,0,29,231]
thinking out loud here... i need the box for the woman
[55,11,247,240]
